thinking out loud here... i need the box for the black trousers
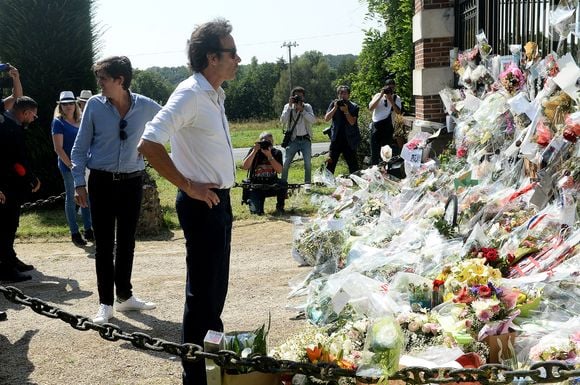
[370,116,395,165]
[88,171,143,305]
[0,189,22,268]
[178,189,232,385]
[327,138,359,175]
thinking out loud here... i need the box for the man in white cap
[76,90,92,112]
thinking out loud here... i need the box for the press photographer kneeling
[241,132,287,215]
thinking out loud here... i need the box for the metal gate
[455,0,579,59]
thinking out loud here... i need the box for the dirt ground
[0,219,308,385]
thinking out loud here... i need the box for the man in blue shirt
[71,56,161,325]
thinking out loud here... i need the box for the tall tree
[273,51,335,115]
[343,0,413,112]
[0,0,98,197]
[225,57,282,120]
[131,69,173,105]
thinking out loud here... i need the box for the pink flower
[500,287,519,310]
[476,309,493,322]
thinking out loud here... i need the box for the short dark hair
[13,96,38,112]
[187,18,233,73]
[93,56,133,90]
[384,79,396,86]
[291,86,305,96]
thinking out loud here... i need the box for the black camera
[0,76,13,89]
[291,94,303,103]
[383,86,393,95]
[259,140,272,150]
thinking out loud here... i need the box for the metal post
[281,41,298,92]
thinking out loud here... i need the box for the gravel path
[0,219,307,385]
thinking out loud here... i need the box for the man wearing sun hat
[76,90,92,112]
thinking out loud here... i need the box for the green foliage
[273,51,337,115]
[224,57,282,120]
[131,69,173,104]
[345,0,414,113]
[0,0,98,198]
[146,66,190,86]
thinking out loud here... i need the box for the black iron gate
[455,0,579,59]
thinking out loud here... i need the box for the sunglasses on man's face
[119,119,127,140]
[217,47,237,59]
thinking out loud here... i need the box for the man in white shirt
[138,18,240,385]
[368,78,402,165]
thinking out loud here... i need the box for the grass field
[18,119,348,239]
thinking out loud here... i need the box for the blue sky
[94,0,381,69]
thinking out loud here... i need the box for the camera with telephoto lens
[291,94,303,103]
[0,63,13,89]
[259,140,272,150]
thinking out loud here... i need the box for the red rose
[478,285,492,298]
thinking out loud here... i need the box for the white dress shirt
[141,73,236,189]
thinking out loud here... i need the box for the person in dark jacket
[324,85,361,175]
[0,96,41,283]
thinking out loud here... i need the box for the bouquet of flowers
[225,318,270,374]
[270,318,370,371]
[500,64,526,94]
[357,316,404,384]
[466,246,510,276]
[450,282,520,341]
[396,311,443,354]
[441,258,503,296]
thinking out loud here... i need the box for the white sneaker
[93,304,113,324]
[115,295,156,311]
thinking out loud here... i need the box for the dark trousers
[247,180,287,214]
[178,189,232,385]
[0,190,21,268]
[326,138,359,175]
[370,116,395,165]
[88,172,143,305]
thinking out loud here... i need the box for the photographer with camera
[241,132,286,215]
[324,85,360,174]
[0,63,23,113]
[368,78,402,165]
[280,86,315,191]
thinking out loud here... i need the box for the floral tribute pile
[269,16,580,385]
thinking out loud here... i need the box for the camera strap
[285,110,301,135]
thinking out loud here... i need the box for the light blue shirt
[71,92,161,187]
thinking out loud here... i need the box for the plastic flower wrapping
[272,30,579,384]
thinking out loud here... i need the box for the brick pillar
[413,0,455,123]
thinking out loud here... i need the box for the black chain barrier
[17,150,329,212]
[1,285,578,384]
[20,192,65,211]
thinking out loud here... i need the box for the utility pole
[281,41,298,92]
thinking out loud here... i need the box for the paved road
[233,142,330,161]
